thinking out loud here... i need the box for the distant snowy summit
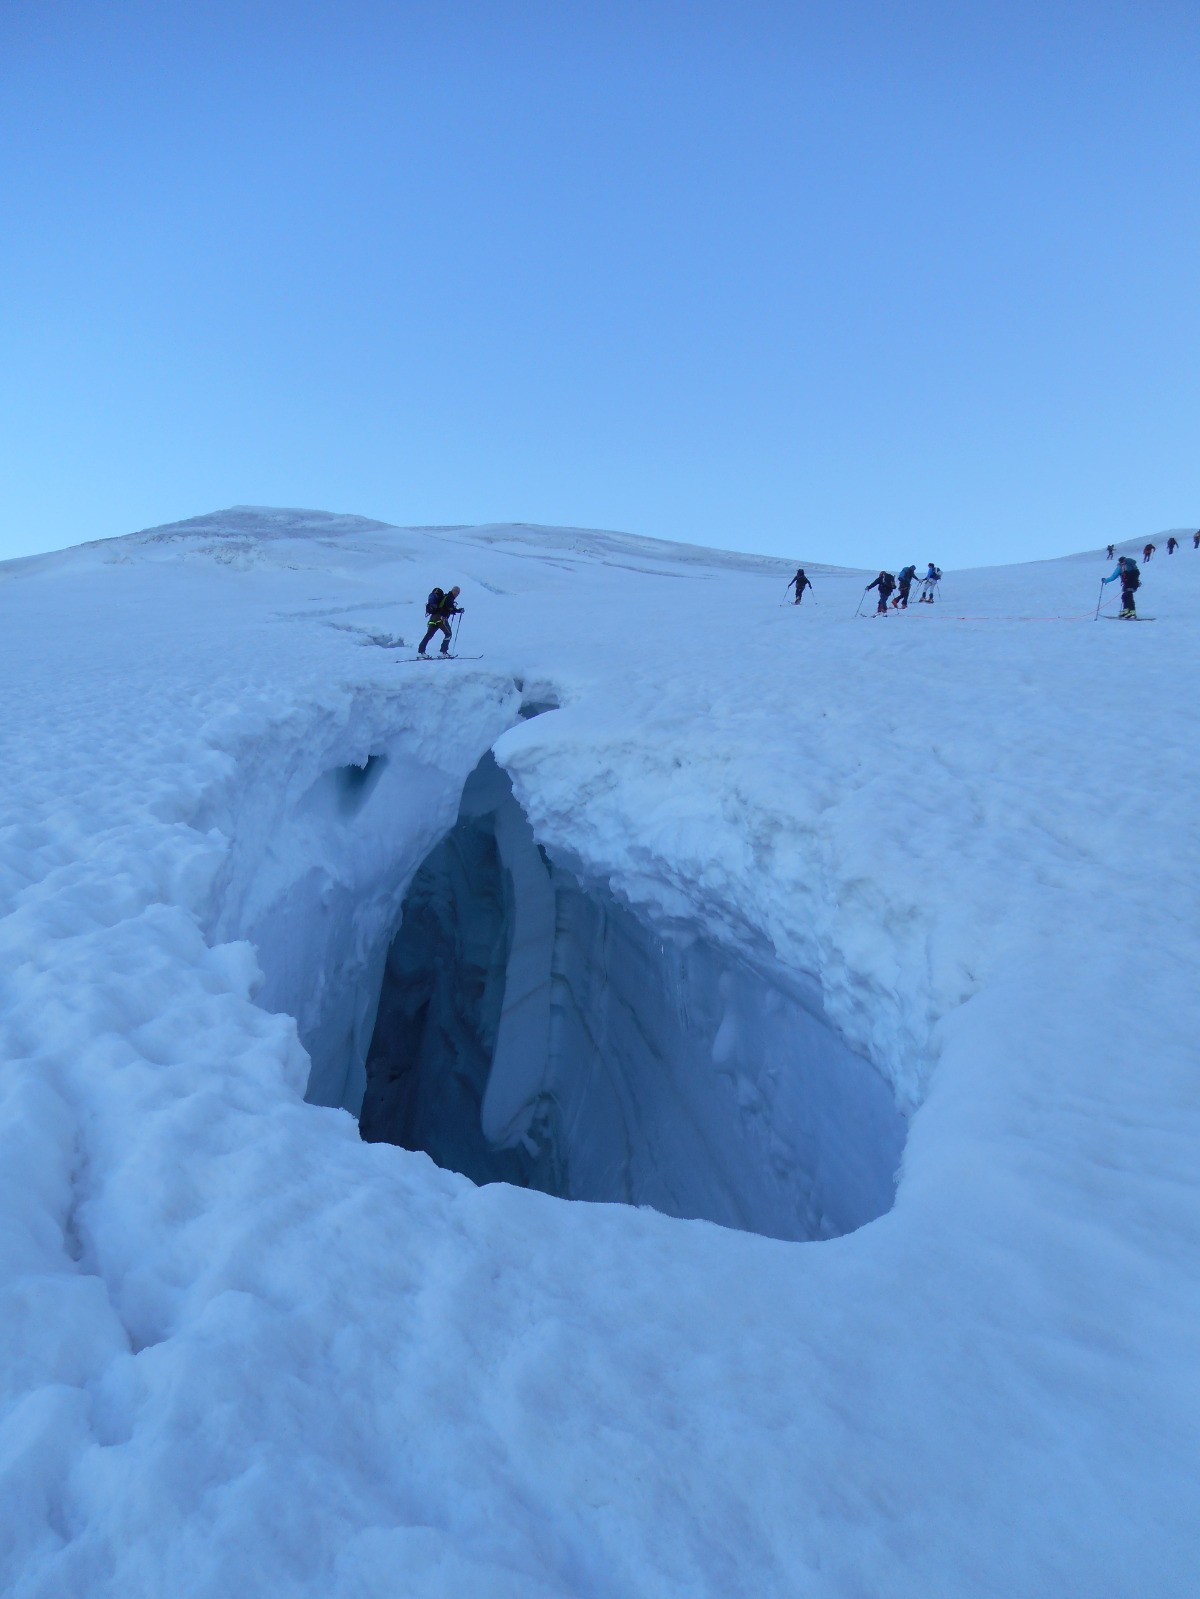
[123,505,857,577]
[132,505,412,543]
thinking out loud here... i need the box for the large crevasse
[360,753,906,1242]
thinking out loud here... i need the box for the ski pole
[1093,582,1104,620]
[854,588,867,618]
[452,608,463,653]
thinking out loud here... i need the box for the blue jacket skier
[893,565,918,608]
[918,564,941,603]
[1102,557,1140,618]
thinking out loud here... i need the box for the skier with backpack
[1106,544,1115,560]
[1194,531,1199,550]
[1142,542,1156,563]
[418,585,464,655]
[787,568,813,605]
[918,564,941,603]
[865,571,896,615]
[1102,556,1141,619]
[1167,536,1178,554]
[892,564,918,608]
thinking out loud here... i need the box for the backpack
[1123,561,1140,591]
[426,587,444,615]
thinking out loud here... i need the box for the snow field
[1,509,1198,1595]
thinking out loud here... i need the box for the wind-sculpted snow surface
[1,507,1198,1597]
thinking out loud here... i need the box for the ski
[397,653,484,662]
[1101,616,1155,622]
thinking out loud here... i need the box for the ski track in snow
[1,511,1198,1597]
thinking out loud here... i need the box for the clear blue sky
[2,1,1197,567]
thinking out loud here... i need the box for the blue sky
[1,1,1197,567]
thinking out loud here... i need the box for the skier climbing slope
[1102,554,1141,617]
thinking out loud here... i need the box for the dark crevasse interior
[359,753,907,1242]
[358,757,539,1189]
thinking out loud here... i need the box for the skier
[918,563,942,603]
[787,568,813,605]
[866,571,896,615]
[1194,530,1199,550]
[418,585,463,655]
[892,564,918,608]
[1143,542,1155,563]
[1106,544,1115,560]
[1167,536,1178,555]
[1101,555,1140,619]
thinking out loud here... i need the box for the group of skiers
[1099,530,1200,619]
[426,528,1197,643]
[1106,533,1199,562]
[787,563,943,612]
[864,563,941,614]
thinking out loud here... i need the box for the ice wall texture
[362,756,903,1240]
[1,507,1198,1598]
[359,757,530,1186]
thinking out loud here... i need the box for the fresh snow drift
[1,506,1197,1597]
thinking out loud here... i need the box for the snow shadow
[359,754,905,1242]
[332,753,389,817]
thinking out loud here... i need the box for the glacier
[0,505,1197,1597]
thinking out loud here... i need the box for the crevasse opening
[359,753,906,1242]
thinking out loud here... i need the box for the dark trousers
[419,618,452,653]
[876,593,891,613]
[1121,585,1137,615]
[893,581,911,608]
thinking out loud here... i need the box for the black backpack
[1123,561,1140,591]
[426,587,444,615]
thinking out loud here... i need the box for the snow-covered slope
[1,508,1197,1597]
